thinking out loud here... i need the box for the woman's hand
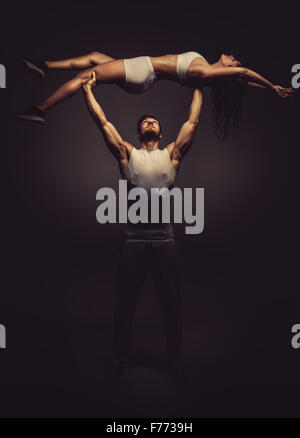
[273,85,295,98]
[82,71,97,92]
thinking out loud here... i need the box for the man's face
[139,118,162,140]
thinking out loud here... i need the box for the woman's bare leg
[45,51,115,70]
[38,59,125,111]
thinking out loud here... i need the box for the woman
[18,50,294,137]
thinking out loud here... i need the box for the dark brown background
[0,0,299,417]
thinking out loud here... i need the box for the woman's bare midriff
[150,54,209,82]
[150,54,178,81]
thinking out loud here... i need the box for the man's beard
[140,129,160,142]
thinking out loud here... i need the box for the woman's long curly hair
[211,76,248,140]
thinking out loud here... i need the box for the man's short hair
[137,114,162,136]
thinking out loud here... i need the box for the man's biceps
[174,124,187,142]
[104,140,125,162]
[186,119,199,131]
[102,122,115,137]
[172,145,183,160]
[176,130,193,146]
[178,121,196,138]
[99,127,118,147]
[106,137,124,151]
[101,125,121,143]
[106,121,124,138]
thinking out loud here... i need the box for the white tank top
[121,147,177,241]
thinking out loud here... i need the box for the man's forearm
[172,88,203,160]
[188,88,203,125]
[83,86,107,125]
[82,83,126,156]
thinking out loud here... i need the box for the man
[83,71,203,384]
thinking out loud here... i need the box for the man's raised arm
[82,71,130,168]
[170,88,203,170]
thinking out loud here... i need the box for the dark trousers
[112,239,183,359]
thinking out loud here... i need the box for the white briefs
[122,56,157,94]
[121,51,207,94]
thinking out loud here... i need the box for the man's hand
[82,70,97,93]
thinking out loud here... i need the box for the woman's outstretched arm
[199,65,294,97]
[247,81,295,98]
[247,81,269,89]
